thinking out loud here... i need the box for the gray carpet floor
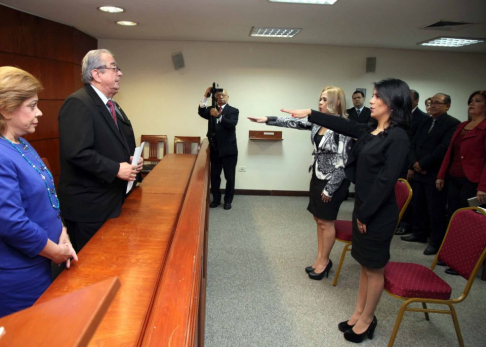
[205,196,486,347]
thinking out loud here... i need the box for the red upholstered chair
[383,207,486,347]
[332,178,412,286]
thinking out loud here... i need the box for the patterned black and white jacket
[266,116,351,197]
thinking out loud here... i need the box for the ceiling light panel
[116,21,138,26]
[419,37,484,47]
[250,27,301,38]
[268,0,338,4]
[97,6,125,13]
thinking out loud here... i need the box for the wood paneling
[0,4,97,188]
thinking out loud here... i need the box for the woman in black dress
[249,86,351,280]
[285,79,411,343]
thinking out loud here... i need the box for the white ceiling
[2,0,486,53]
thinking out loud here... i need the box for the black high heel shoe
[305,266,315,274]
[308,259,333,280]
[343,316,378,343]
[338,320,355,333]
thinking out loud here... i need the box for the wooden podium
[29,140,210,346]
[0,277,120,347]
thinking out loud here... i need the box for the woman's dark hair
[468,90,486,105]
[373,78,412,136]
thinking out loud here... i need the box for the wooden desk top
[35,154,197,346]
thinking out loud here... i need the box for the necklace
[1,136,60,211]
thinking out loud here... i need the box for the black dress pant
[64,219,105,252]
[210,149,237,204]
[411,180,447,248]
[446,175,478,219]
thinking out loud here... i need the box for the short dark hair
[352,90,365,98]
[468,90,486,105]
[410,89,419,101]
[373,78,412,135]
[436,93,451,105]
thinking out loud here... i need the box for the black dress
[308,133,350,220]
[308,111,410,268]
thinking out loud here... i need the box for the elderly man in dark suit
[198,86,239,210]
[58,49,141,251]
[401,93,460,255]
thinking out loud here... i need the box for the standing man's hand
[407,169,414,181]
[117,162,137,181]
[204,86,212,98]
[210,108,221,118]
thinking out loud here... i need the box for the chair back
[395,179,412,221]
[438,207,486,280]
[174,136,201,154]
[141,135,167,162]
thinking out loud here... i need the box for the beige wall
[100,39,486,191]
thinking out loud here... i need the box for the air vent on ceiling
[421,21,474,31]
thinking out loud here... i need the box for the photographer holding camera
[198,85,239,210]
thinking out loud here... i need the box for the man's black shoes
[224,203,232,210]
[209,202,220,208]
[401,235,427,243]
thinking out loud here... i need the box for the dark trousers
[412,180,447,248]
[446,175,478,219]
[64,219,105,252]
[210,150,237,204]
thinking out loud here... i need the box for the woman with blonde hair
[248,86,351,280]
[0,66,77,317]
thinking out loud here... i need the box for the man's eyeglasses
[430,100,447,105]
[96,65,122,73]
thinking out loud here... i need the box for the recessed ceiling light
[116,21,138,26]
[250,27,301,38]
[268,0,338,4]
[419,37,484,47]
[97,6,125,13]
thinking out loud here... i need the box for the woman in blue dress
[0,66,78,317]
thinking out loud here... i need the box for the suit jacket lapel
[84,85,130,153]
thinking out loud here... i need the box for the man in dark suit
[347,91,372,124]
[198,86,239,210]
[58,49,141,251]
[401,93,460,255]
[395,89,429,235]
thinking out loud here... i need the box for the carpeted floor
[205,195,486,347]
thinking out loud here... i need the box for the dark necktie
[356,109,361,116]
[428,118,436,134]
[106,100,118,129]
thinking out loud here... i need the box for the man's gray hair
[81,49,113,84]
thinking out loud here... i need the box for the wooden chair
[174,136,201,154]
[332,178,412,286]
[140,135,167,176]
[383,207,486,347]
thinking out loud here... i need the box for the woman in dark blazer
[437,90,486,212]
[249,86,351,280]
[286,79,411,343]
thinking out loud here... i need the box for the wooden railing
[34,139,210,346]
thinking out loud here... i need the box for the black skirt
[351,196,398,269]
[307,170,350,221]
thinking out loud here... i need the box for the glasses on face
[96,65,122,73]
[430,100,447,106]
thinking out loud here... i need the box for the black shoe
[437,260,446,266]
[423,245,439,255]
[395,227,410,235]
[223,203,232,210]
[343,316,378,343]
[308,260,333,280]
[445,268,459,276]
[401,235,427,243]
[209,202,220,208]
[338,320,355,333]
[305,266,315,274]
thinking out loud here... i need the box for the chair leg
[422,302,430,321]
[448,304,464,347]
[388,302,408,347]
[332,242,350,287]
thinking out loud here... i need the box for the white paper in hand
[126,141,145,194]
